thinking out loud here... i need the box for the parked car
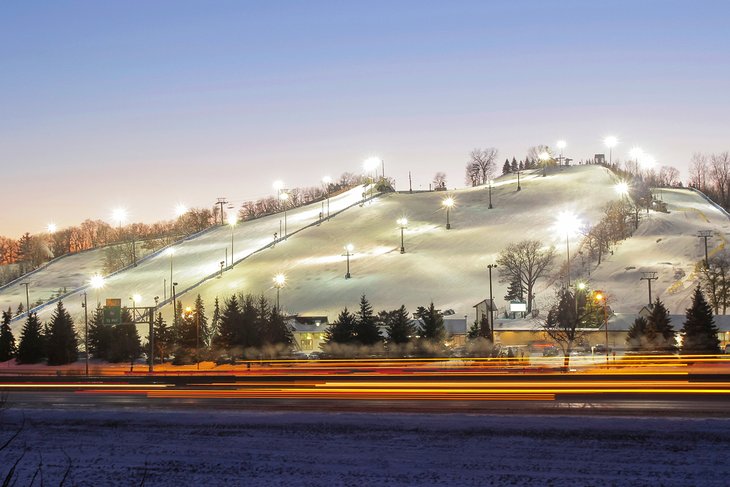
[543,346,560,357]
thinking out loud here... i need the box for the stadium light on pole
[46,223,57,233]
[604,136,618,166]
[442,197,454,230]
[227,213,237,268]
[90,274,105,307]
[539,151,551,177]
[556,140,566,166]
[554,211,582,288]
[279,192,289,238]
[273,273,286,310]
[322,176,332,219]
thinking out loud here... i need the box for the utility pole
[82,292,89,377]
[20,282,30,315]
[698,230,712,268]
[487,264,497,342]
[408,171,412,193]
[640,272,658,307]
[216,198,227,226]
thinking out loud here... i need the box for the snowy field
[1,407,730,486]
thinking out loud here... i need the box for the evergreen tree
[324,308,356,344]
[510,157,518,172]
[354,295,382,345]
[46,301,78,365]
[16,302,24,316]
[255,294,273,344]
[415,302,446,342]
[16,312,45,363]
[502,159,511,175]
[194,294,210,347]
[504,275,524,302]
[466,320,481,340]
[681,286,721,354]
[268,306,293,346]
[518,160,525,171]
[108,309,142,364]
[647,298,676,352]
[153,312,173,362]
[240,293,260,348]
[626,316,649,351]
[382,305,413,344]
[176,305,198,352]
[88,306,113,360]
[0,309,17,361]
[213,295,240,353]
[209,296,221,344]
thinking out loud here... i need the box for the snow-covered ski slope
[3,184,367,330]
[7,164,727,332]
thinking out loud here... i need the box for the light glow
[554,211,582,238]
[112,207,127,225]
[442,197,454,208]
[227,213,238,226]
[46,223,57,233]
[615,181,629,196]
[345,243,354,253]
[538,151,551,161]
[273,273,287,288]
[397,217,408,227]
[556,140,566,150]
[273,180,285,191]
[89,274,105,289]
[363,157,381,172]
[322,176,332,185]
[604,136,618,148]
[174,203,188,217]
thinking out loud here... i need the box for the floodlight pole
[488,180,493,209]
[83,292,89,376]
[698,230,712,268]
[640,272,658,306]
[517,170,521,191]
[487,264,497,342]
[20,282,30,316]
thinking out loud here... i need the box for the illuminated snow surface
[1,409,729,486]
[4,165,729,333]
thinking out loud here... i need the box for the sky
[1,0,729,237]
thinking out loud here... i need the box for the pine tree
[681,286,721,354]
[466,320,481,340]
[241,293,260,348]
[213,295,240,353]
[46,301,78,365]
[108,309,141,364]
[88,306,113,360]
[354,295,382,345]
[647,298,675,352]
[518,160,525,171]
[194,294,210,347]
[153,312,173,362]
[268,306,293,346]
[415,302,446,342]
[0,309,17,361]
[16,302,24,316]
[383,305,413,344]
[504,275,524,302]
[626,316,648,351]
[209,296,221,345]
[502,159,511,175]
[16,312,45,363]
[324,308,356,344]
[510,157,518,172]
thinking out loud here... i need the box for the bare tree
[542,288,601,370]
[689,153,708,190]
[465,162,480,186]
[657,166,680,187]
[526,145,549,165]
[710,151,730,208]
[467,148,498,185]
[697,250,730,314]
[433,172,447,190]
[497,240,556,313]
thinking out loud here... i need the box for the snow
[1,408,729,486]
[4,165,728,337]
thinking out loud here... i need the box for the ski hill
[3,164,727,335]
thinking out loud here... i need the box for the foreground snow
[1,408,729,486]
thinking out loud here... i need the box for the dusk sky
[2,0,729,237]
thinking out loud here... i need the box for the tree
[266,306,293,346]
[0,309,17,361]
[88,306,113,360]
[324,308,356,344]
[681,286,721,354]
[510,157,518,173]
[153,312,173,363]
[46,301,78,365]
[354,295,381,345]
[415,302,446,343]
[504,275,524,302]
[194,294,210,348]
[465,161,481,186]
[697,251,730,314]
[467,147,498,185]
[502,159,511,175]
[16,312,45,364]
[542,289,597,369]
[646,299,676,352]
[213,295,240,353]
[209,296,221,343]
[433,172,447,190]
[626,316,649,352]
[108,309,142,365]
[382,305,414,344]
[497,240,556,313]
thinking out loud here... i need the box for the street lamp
[397,218,408,254]
[604,136,618,166]
[554,211,582,287]
[273,273,286,310]
[442,197,454,230]
[343,244,354,279]
[488,179,494,209]
[90,274,104,307]
[516,167,521,191]
[227,213,237,267]
[322,176,332,219]
[594,290,609,367]
[556,140,566,166]
[539,151,551,177]
[166,247,175,300]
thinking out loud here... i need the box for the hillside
[5,164,726,338]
